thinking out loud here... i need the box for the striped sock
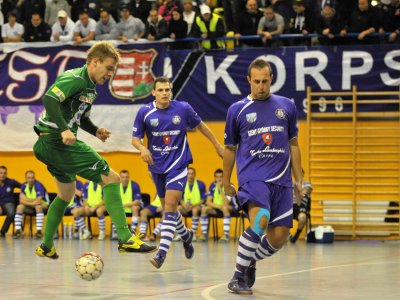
[131,216,139,232]
[223,216,231,237]
[200,216,208,236]
[36,212,44,232]
[191,216,199,232]
[153,221,162,235]
[253,235,279,261]
[233,226,261,279]
[176,212,190,242]
[74,216,87,231]
[139,220,148,235]
[98,216,105,233]
[158,212,177,257]
[14,213,23,231]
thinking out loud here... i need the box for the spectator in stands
[377,0,400,43]
[51,9,75,42]
[0,166,21,237]
[288,0,314,46]
[24,12,52,41]
[139,194,163,240]
[1,11,24,42]
[315,2,340,45]
[116,4,145,42]
[73,10,96,45]
[192,4,226,49]
[85,0,99,20]
[13,170,48,239]
[45,0,70,26]
[97,0,120,23]
[235,0,263,47]
[158,0,178,23]
[258,5,285,47]
[131,0,152,24]
[168,7,188,49]
[18,0,46,22]
[182,0,197,36]
[268,0,293,31]
[290,178,313,243]
[95,8,117,40]
[339,0,378,44]
[112,170,143,239]
[308,0,338,19]
[199,169,233,242]
[145,8,168,41]
[81,181,107,240]
[222,0,245,32]
[174,167,206,241]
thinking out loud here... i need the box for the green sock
[103,183,132,242]
[42,196,69,248]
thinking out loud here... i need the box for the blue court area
[0,238,399,299]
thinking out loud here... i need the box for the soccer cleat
[118,233,157,253]
[35,231,43,239]
[219,235,230,243]
[183,230,194,259]
[13,230,22,239]
[244,260,256,288]
[150,253,166,269]
[35,243,59,259]
[227,278,253,295]
[98,232,106,240]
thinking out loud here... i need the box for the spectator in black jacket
[132,0,152,24]
[24,12,51,41]
[145,8,168,41]
[235,0,263,47]
[288,0,314,45]
[168,7,188,49]
[315,3,340,45]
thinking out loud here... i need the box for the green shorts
[33,134,110,184]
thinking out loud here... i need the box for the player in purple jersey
[132,76,224,269]
[223,59,303,295]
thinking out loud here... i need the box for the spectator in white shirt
[51,9,75,42]
[73,10,96,45]
[1,11,24,43]
[45,0,71,26]
[182,0,197,35]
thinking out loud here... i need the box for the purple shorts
[238,181,293,228]
[151,167,188,198]
[145,204,159,216]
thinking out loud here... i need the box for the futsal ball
[75,252,104,281]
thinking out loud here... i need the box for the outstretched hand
[96,128,111,142]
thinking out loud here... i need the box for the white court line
[201,261,400,300]
[157,269,191,275]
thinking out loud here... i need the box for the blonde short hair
[87,41,120,64]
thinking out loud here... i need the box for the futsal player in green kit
[33,41,156,259]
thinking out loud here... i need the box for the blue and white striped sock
[223,216,231,237]
[200,216,208,236]
[233,226,261,279]
[153,221,162,235]
[139,220,148,235]
[176,212,190,242]
[158,212,177,257]
[253,235,278,261]
[191,216,199,232]
[98,216,105,233]
[36,212,44,232]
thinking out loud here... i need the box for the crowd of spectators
[0,0,399,48]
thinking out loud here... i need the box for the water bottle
[63,223,67,239]
[68,223,73,239]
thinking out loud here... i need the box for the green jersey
[35,65,97,135]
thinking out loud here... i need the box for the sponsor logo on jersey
[172,115,181,125]
[163,136,171,145]
[275,109,286,119]
[51,86,65,101]
[150,118,159,127]
[79,95,95,104]
[246,112,257,123]
[262,133,273,145]
[109,49,157,101]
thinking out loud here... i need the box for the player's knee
[253,208,270,235]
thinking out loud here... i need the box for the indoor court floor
[0,237,399,300]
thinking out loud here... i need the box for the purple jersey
[224,94,298,187]
[0,178,21,204]
[132,100,202,174]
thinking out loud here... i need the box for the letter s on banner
[6,51,50,103]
